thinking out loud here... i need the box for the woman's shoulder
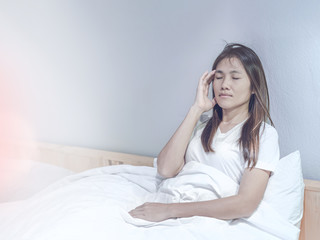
[260,122,279,141]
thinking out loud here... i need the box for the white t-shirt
[185,120,280,184]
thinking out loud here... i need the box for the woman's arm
[129,168,270,221]
[171,168,270,219]
[156,106,202,178]
[157,71,216,178]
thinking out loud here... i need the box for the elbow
[157,166,178,179]
[156,154,183,179]
[238,198,261,218]
[241,207,256,218]
[156,158,171,178]
[157,170,174,179]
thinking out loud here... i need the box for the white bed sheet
[0,161,74,202]
[0,163,299,240]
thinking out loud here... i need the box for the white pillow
[263,151,304,228]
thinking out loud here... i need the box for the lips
[219,93,232,97]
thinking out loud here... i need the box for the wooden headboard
[299,179,320,240]
[35,142,319,240]
[35,142,154,171]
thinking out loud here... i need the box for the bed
[1,142,319,240]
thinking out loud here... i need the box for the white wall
[0,0,319,180]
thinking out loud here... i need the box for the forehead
[216,57,244,72]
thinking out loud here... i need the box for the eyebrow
[216,70,242,74]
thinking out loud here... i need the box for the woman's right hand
[193,70,217,113]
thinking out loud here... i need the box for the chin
[217,103,235,112]
[215,101,230,109]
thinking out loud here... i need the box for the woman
[129,43,279,222]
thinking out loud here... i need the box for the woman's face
[213,57,252,112]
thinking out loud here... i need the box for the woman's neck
[221,107,249,126]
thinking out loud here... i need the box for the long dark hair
[201,43,274,168]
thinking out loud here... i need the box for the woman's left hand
[129,202,172,222]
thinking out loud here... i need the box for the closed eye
[215,76,223,80]
[232,77,240,80]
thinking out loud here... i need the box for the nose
[221,77,231,90]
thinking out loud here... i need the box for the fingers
[129,208,142,218]
[129,203,153,220]
[201,70,215,85]
[200,71,209,82]
[129,211,146,220]
[198,70,215,95]
[129,203,149,216]
[129,209,143,218]
[206,70,216,84]
[201,70,215,95]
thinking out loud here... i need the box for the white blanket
[0,162,299,240]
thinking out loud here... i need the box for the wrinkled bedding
[0,162,299,240]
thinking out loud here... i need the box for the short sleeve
[253,124,280,173]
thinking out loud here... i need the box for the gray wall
[0,0,319,180]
